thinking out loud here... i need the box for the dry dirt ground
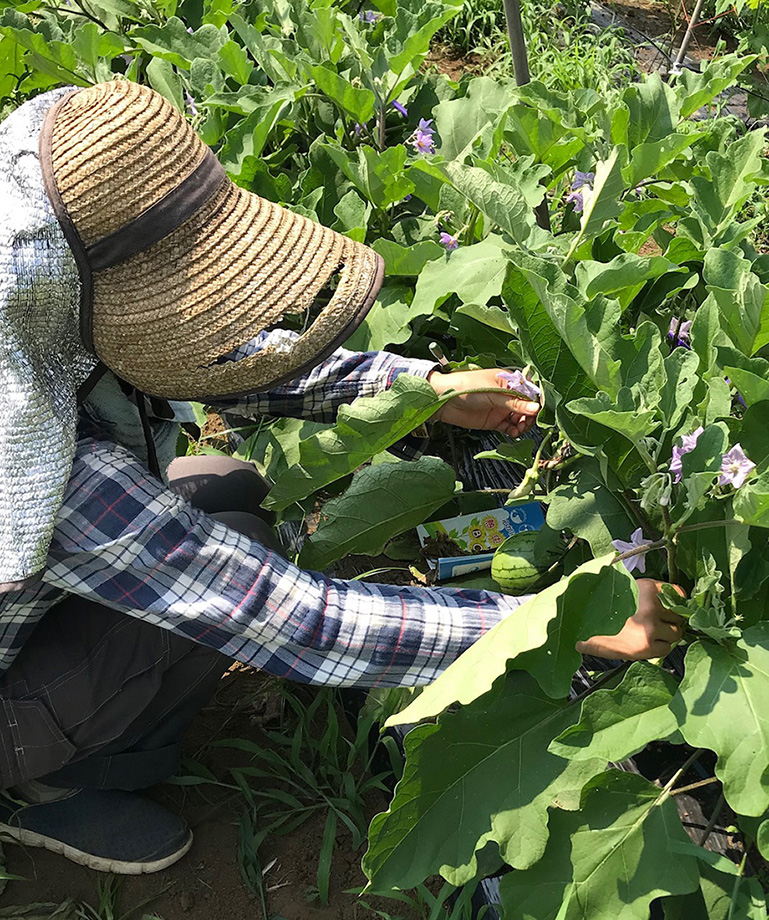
[0,668,426,920]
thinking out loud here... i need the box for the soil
[0,668,424,920]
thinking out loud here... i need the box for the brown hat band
[40,89,227,354]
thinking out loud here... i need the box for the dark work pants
[0,456,280,792]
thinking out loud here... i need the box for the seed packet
[417,503,545,581]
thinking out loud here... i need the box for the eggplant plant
[4,0,769,913]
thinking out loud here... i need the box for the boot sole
[0,822,193,874]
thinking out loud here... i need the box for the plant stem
[662,504,680,583]
[621,490,661,541]
[728,853,748,920]
[377,103,385,151]
[699,789,726,847]
[613,538,667,565]
[669,0,706,75]
[675,518,742,535]
[670,776,719,797]
[658,748,706,804]
[571,662,631,702]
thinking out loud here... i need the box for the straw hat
[40,80,384,400]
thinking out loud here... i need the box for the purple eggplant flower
[565,189,584,212]
[496,370,541,402]
[409,129,436,155]
[359,8,382,20]
[719,444,755,489]
[440,231,459,251]
[572,170,594,191]
[392,100,408,117]
[354,122,367,136]
[668,317,692,347]
[612,527,648,574]
[670,426,704,483]
[416,117,435,136]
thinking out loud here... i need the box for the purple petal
[572,170,594,191]
[439,231,459,251]
[496,370,541,401]
[565,190,584,212]
[719,444,756,488]
[392,100,408,117]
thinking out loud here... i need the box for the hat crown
[50,81,206,247]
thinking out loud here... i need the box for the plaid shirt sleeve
[42,437,531,689]
[215,331,439,461]
[217,331,439,424]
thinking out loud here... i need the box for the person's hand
[576,579,686,660]
[428,367,540,438]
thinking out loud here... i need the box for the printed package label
[417,503,545,581]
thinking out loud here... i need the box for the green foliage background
[4,0,769,915]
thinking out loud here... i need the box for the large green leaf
[387,556,629,726]
[672,626,769,815]
[565,149,625,261]
[371,239,444,276]
[364,671,603,890]
[133,16,226,69]
[498,771,700,920]
[264,375,442,511]
[432,77,512,161]
[146,56,184,111]
[324,143,414,210]
[675,53,756,118]
[567,387,658,445]
[409,234,510,319]
[546,457,637,556]
[299,457,456,570]
[383,0,460,77]
[513,563,637,699]
[703,248,769,357]
[508,252,622,397]
[501,264,594,404]
[734,469,769,528]
[343,284,414,351]
[0,10,91,85]
[550,662,680,762]
[235,417,330,482]
[623,132,701,189]
[618,74,680,148]
[659,348,700,429]
[689,130,766,245]
[218,86,298,180]
[663,861,767,920]
[575,252,681,311]
[311,64,375,123]
[443,161,548,246]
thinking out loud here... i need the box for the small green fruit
[491,529,543,593]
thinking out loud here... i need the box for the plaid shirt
[0,342,529,687]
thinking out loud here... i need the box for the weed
[75,877,168,920]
